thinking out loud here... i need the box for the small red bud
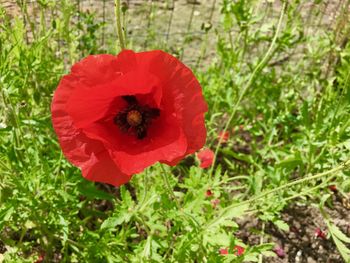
[315,228,327,239]
[218,131,229,143]
[205,189,213,197]
[273,246,285,258]
[219,248,229,255]
[35,253,45,263]
[197,149,214,168]
[233,245,245,256]
[211,199,220,208]
[328,185,337,192]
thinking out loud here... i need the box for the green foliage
[1,0,350,262]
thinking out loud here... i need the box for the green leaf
[58,215,69,245]
[77,182,114,200]
[273,219,289,232]
[120,185,133,206]
[330,224,350,244]
[319,194,331,209]
[208,204,248,230]
[100,215,128,230]
[205,232,230,246]
[253,243,275,251]
[262,251,277,257]
[276,156,303,170]
[301,100,311,128]
[333,236,350,262]
[142,236,152,259]
[0,206,14,231]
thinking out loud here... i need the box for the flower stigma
[114,96,160,139]
[127,110,142,127]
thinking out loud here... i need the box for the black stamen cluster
[114,96,160,139]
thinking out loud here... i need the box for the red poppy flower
[211,198,220,208]
[205,189,213,197]
[197,148,214,168]
[51,50,207,186]
[328,185,337,192]
[218,130,229,143]
[273,246,285,258]
[233,245,245,256]
[219,248,229,255]
[35,253,45,263]
[314,228,327,239]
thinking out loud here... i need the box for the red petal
[135,50,208,159]
[233,245,245,256]
[66,70,162,128]
[205,189,213,197]
[197,149,214,168]
[218,131,229,142]
[83,113,187,174]
[82,151,132,186]
[70,50,136,87]
[52,68,131,186]
[70,54,120,86]
[219,248,229,255]
[51,74,104,168]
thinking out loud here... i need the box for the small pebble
[307,256,317,263]
[295,250,302,262]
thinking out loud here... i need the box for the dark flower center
[114,96,160,139]
[126,110,142,127]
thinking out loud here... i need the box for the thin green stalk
[282,174,336,202]
[143,0,155,48]
[235,171,341,216]
[136,215,151,237]
[209,1,287,178]
[258,223,265,263]
[0,159,11,172]
[114,0,125,50]
[102,0,106,47]
[160,165,180,209]
[319,205,350,262]
[165,0,175,43]
[207,159,350,228]
[180,2,196,60]
[195,0,217,68]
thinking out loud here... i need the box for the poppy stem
[114,0,126,50]
[206,159,350,229]
[160,165,181,209]
[208,1,287,178]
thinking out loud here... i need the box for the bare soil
[237,192,350,263]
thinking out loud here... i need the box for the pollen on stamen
[127,110,143,127]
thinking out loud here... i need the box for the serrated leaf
[262,251,277,257]
[319,194,331,209]
[120,185,133,206]
[276,156,303,170]
[273,219,289,232]
[240,254,259,262]
[0,206,14,231]
[333,236,350,262]
[58,215,68,245]
[208,204,248,230]
[77,182,114,200]
[190,244,199,252]
[330,224,350,243]
[142,236,152,259]
[253,243,275,251]
[205,232,230,246]
[101,215,128,230]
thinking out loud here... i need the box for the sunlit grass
[0,1,350,262]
